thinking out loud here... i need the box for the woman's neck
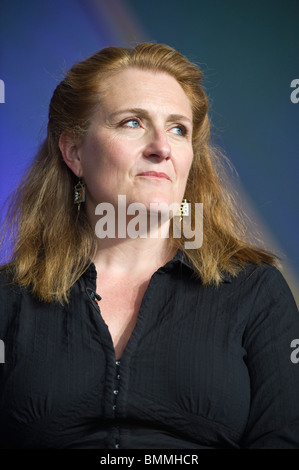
[90,209,177,274]
[92,234,176,276]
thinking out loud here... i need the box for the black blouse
[0,252,299,449]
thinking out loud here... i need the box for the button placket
[112,360,121,411]
[112,359,121,449]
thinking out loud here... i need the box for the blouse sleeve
[241,265,299,448]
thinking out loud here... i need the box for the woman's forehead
[97,68,193,117]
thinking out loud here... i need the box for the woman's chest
[95,278,150,359]
[0,278,251,447]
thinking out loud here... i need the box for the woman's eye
[123,119,140,128]
[170,125,186,136]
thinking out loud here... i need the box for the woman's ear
[59,132,83,178]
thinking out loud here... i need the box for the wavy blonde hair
[0,43,277,302]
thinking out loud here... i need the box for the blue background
[0,0,298,304]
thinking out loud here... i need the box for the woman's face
[72,68,194,215]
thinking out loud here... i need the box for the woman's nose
[143,129,171,160]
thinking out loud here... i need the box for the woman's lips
[137,171,171,181]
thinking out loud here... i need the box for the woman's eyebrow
[108,108,192,124]
[167,113,192,124]
[109,107,148,119]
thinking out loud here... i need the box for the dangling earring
[74,179,85,212]
[179,198,190,221]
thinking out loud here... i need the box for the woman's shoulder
[0,265,16,286]
[231,261,294,292]
[234,261,298,319]
[216,261,298,321]
[0,267,22,333]
[0,265,20,292]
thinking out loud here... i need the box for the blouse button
[115,443,120,449]
[115,360,120,366]
[113,389,119,396]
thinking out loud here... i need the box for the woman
[0,43,298,449]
